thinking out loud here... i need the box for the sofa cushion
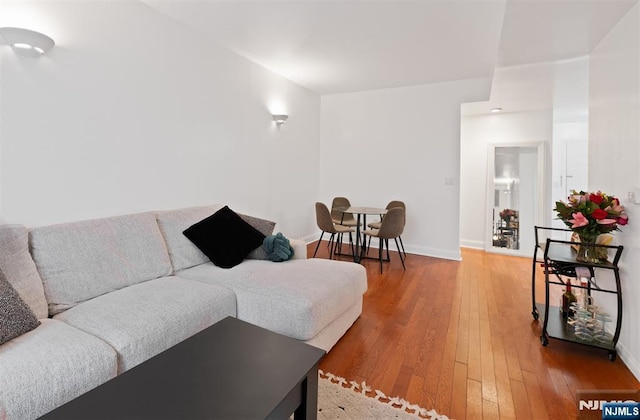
[156,205,223,271]
[0,224,48,319]
[30,212,173,316]
[54,276,236,373]
[0,319,117,420]
[177,259,367,341]
[0,269,40,345]
[183,206,265,269]
[241,214,276,260]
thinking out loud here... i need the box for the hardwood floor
[309,242,640,419]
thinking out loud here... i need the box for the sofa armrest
[289,239,308,260]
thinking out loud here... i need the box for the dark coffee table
[41,317,325,419]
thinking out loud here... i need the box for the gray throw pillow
[239,214,276,260]
[0,269,41,345]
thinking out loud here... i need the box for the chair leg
[313,232,325,258]
[398,235,407,257]
[349,232,355,256]
[385,239,390,261]
[395,238,406,270]
[328,233,336,259]
[378,239,383,274]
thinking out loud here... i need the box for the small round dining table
[336,206,387,263]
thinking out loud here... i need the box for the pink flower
[569,212,589,228]
[597,219,617,225]
[616,215,629,225]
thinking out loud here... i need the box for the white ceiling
[461,55,591,116]
[143,0,637,96]
[498,0,637,67]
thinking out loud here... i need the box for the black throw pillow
[0,269,41,345]
[183,206,266,269]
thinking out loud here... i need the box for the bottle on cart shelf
[561,280,577,319]
[575,267,591,309]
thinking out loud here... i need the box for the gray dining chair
[331,197,360,227]
[362,207,406,273]
[331,196,361,252]
[367,200,406,257]
[313,202,355,260]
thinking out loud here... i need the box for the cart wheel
[608,351,617,362]
[540,335,548,346]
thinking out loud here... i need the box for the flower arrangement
[554,190,629,262]
[499,208,517,222]
[554,190,628,236]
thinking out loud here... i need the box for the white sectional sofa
[0,205,367,419]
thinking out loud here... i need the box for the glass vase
[576,233,601,263]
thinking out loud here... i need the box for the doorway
[486,143,547,256]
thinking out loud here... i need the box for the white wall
[320,79,490,260]
[550,121,588,231]
[589,3,640,380]
[460,111,552,250]
[0,1,320,238]
[551,57,590,232]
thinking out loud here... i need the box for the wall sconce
[0,27,55,58]
[272,114,289,127]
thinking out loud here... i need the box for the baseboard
[460,239,485,249]
[615,341,640,381]
[300,233,320,244]
[300,232,461,261]
[405,245,461,261]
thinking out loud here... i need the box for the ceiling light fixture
[0,27,55,58]
[272,114,289,127]
[491,107,503,113]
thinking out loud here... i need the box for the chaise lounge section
[156,205,366,351]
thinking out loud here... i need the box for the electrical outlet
[627,190,640,204]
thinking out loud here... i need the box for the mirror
[486,143,546,256]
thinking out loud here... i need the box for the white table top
[340,206,387,215]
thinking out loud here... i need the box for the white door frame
[485,142,548,257]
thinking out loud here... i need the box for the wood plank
[467,265,482,382]
[435,269,462,414]
[467,379,483,419]
[450,362,468,419]
[522,370,549,419]
[480,319,498,403]
[483,399,500,420]
[492,332,517,419]
[510,378,533,420]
